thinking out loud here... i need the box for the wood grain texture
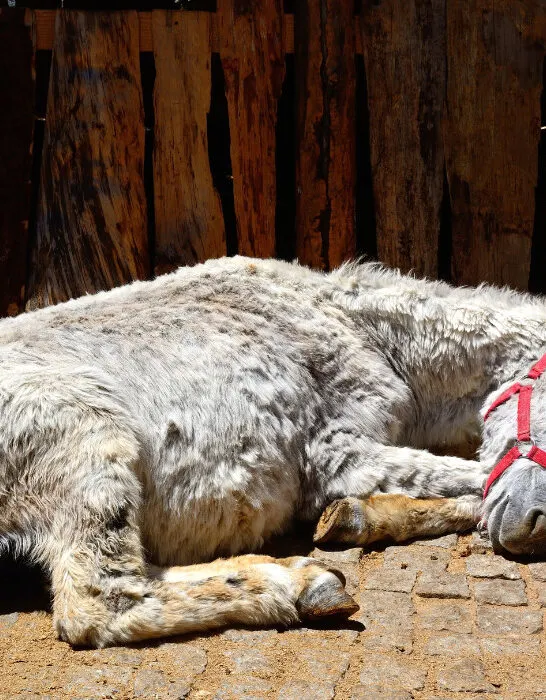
[361,0,445,278]
[217,0,285,258]
[0,9,35,317]
[152,11,225,274]
[27,11,148,310]
[446,0,545,289]
[294,0,356,271]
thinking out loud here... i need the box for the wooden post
[361,0,446,278]
[27,11,148,309]
[217,0,285,259]
[152,10,225,275]
[294,0,356,271]
[445,0,545,289]
[0,9,35,317]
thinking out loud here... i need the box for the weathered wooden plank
[294,0,356,271]
[361,0,445,278]
[0,9,35,317]
[217,0,285,258]
[27,11,148,309]
[152,11,225,274]
[35,11,327,56]
[446,0,545,289]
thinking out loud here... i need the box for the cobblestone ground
[1,530,546,699]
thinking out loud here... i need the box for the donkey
[1,256,545,647]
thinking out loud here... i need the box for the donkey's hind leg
[314,493,481,547]
[45,459,357,647]
[50,521,358,647]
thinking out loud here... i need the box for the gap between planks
[33,9,364,54]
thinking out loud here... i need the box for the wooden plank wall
[0,3,544,316]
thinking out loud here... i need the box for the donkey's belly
[138,460,301,566]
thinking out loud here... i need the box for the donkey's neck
[337,268,546,404]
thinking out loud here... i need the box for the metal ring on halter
[516,437,536,458]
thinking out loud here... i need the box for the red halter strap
[483,352,546,498]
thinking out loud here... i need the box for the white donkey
[1,256,545,647]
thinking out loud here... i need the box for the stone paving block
[357,590,415,628]
[414,534,458,548]
[529,562,546,581]
[223,648,271,673]
[415,571,470,599]
[480,636,541,655]
[358,656,426,691]
[417,602,472,633]
[215,676,272,700]
[436,658,495,692]
[364,564,418,593]
[359,627,413,654]
[158,643,208,677]
[470,530,494,554]
[277,680,335,700]
[0,612,18,629]
[65,667,132,698]
[351,688,412,700]
[536,582,546,607]
[310,546,362,565]
[474,578,527,605]
[465,553,520,579]
[277,626,359,644]
[477,605,543,635]
[383,545,449,572]
[295,645,350,682]
[425,633,480,656]
[87,647,143,667]
[133,669,169,697]
[221,628,279,644]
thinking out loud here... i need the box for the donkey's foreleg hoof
[296,569,359,620]
[313,497,369,545]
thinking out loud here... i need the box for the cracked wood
[445,0,546,289]
[152,10,225,274]
[295,0,356,271]
[217,0,285,258]
[27,11,148,309]
[361,0,445,278]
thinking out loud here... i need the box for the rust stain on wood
[153,10,225,274]
[27,11,148,309]
[295,0,356,271]
[217,0,285,258]
[445,0,545,289]
[361,0,445,278]
[0,9,35,317]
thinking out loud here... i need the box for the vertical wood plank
[446,0,545,289]
[217,0,285,258]
[361,0,445,278]
[0,9,35,317]
[27,11,148,310]
[152,10,225,275]
[294,0,356,271]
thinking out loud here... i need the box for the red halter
[483,353,546,498]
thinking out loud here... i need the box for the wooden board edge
[35,10,363,54]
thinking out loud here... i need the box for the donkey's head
[483,455,546,556]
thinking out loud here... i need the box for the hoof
[314,497,368,545]
[296,570,359,620]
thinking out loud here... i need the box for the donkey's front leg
[314,493,481,546]
[313,442,486,546]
